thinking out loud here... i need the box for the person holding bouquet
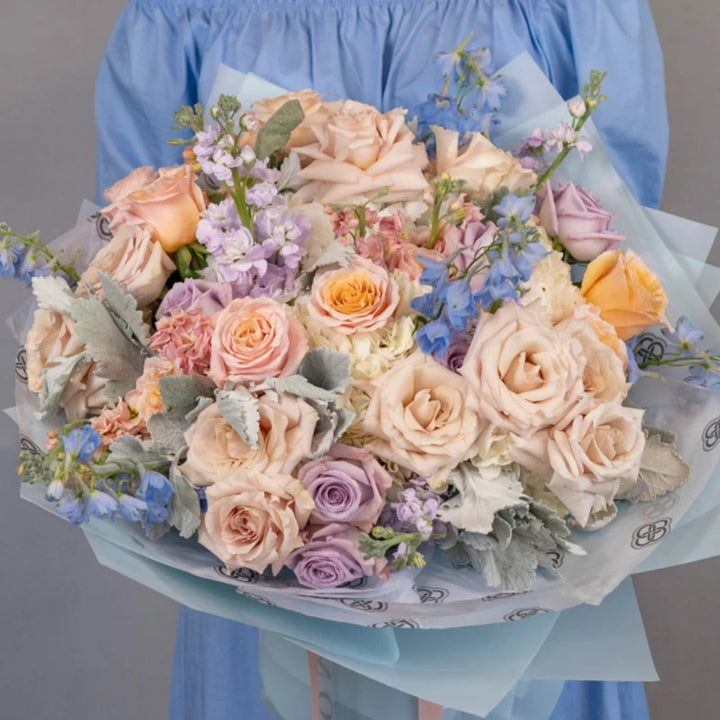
[95,1,667,718]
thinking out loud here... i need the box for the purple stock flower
[287,523,376,589]
[157,279,234,317]
[297,444,393,531]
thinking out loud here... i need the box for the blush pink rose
[199,469,314,574]
[209,297,308,385]
[102,165,206,253]
[536,182,625,262]
[308,257,399,335]
[150,308,216,375]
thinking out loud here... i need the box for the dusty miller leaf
[98,272,151,347]
[168,464,201,539]
[307,404,353,458]
[216,389,260,449]
[31,275,76,316]
[159,374,216,417]
[37,351,89,418]
[108,434,169,468]
[276,150,303,191]
[185,396,214,424]
[254,100,304,159]
[619,427,691,503]
[256,375,337,405]
[297,348,352,393]
[147,414,190,458]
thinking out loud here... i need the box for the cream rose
[308,257,399,335]
[102,165,206,253]
[181,395,318,486]
[433,126,536,201]
[25,309,107,420]
[209,297,308,385]
[199,469,314,574]
[362,352,487,489]
[461,302,588,436]
[79,224,175,307]
[294,101,429,203]
[547,403,645,526]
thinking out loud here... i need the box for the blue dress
[95,1,667,718]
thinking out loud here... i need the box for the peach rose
[386,242,445,281]
[125,356,176,423]
[294,101,429,203]
[209,297,308,385]
[181,395,318,486]
[102,165,206,253]
[252,90,339,149]
[362,352,487,489]
[199,469,314,574]
[461,302,588,437]
[25,309,107,420]
[580,249,669,341]
[547,403,645,526]
[79,224,175,307]
[308,257,399,335]
[433,126,536,201]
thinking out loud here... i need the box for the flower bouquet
[6,44,720,717]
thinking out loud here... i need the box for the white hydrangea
[521,250,585,324]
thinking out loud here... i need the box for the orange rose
[580,249,668,341]
[308,257,399,334]
[102,165,206,253]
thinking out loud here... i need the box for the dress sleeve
[531,0,668,208]
[94,0,201,202]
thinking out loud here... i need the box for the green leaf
[168,464,201,538]
[98,272,151,347]
[254,99,304,159]
[216,390,260,449]
[297,349,352,393]
[37,351,89,418]
[159,374,216,418]
[619,427,691,503]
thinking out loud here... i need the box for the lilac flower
[156,278,233,317]
[245,181,280,208]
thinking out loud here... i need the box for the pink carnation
[150,308,216,375]
[91,400,149,445]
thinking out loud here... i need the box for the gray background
[0,1,718,718]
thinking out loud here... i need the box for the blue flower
[56,492,90,526]
[625,340,645,385]
[417,318,451,357]
[138,471,174,526]
[441,281,477,331]
[45,479,65,502]
[417,256,449,287]
[61,425,102,463]
[0,243,25,278]
[493,194,535,228]
[662,316,704,354]
[118,494,148,523]
[87,490,119,519]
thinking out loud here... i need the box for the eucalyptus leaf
[254,100,304,159]
[297,349,352,393]
[168,464,202,538]
[216,390,260,449]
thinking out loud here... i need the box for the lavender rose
[286,523,377,589]
[298,444,392,531]
[157,279,234,318]
[537,182,625,262]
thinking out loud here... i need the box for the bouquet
[5,42,720,717]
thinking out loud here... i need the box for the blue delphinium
[61,425,102,463]
[138,471,174,525]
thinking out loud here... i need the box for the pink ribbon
[307,651,444,720]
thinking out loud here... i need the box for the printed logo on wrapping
[315,655,335,720]
[19,435,41,455]
[545,549,565,569]
[15,348,28,383]
[338,598,388,613]
[643,491,678,520]
[90,211,113,241]
[215,565,259,583]
[481,590,529,602]
[633,332,666,365]
[702,415,720,452]
[371,618,420,629]
[413,585,450,604]
[631,518,672,549]
[339,576,368,590]
[504,608,551,622]
[238,590,275,606]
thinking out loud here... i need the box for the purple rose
[537,182,625,262]
[439,220,496,291]
[297,444,392,531]
[157,279,234,318]
[287,523,376,589]
[441,333,470,373]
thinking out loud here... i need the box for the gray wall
[0,1,718,718]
